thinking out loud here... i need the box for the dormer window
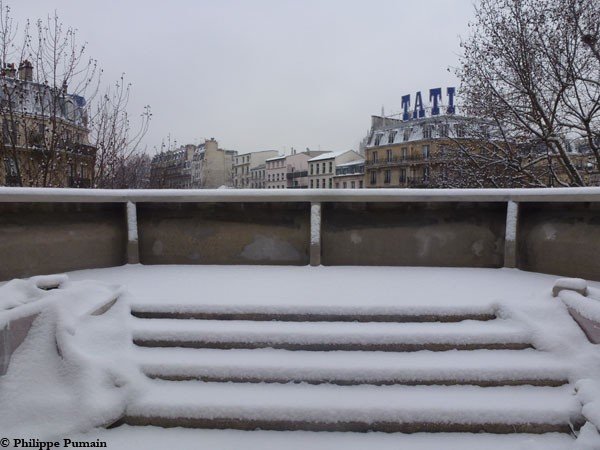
[403,128,412,142]
[388,131,397,144]
[374,134,382,146]
[423,125,433,139]
[440,124,449,137]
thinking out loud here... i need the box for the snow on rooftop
[266,155,286,162]
[307,151,345,162]
[336,159,365,168]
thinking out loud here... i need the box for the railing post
[504,200,518,268]
[310,202,321,266]
[126,201,140,264]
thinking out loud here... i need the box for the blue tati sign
[400,87,455,121]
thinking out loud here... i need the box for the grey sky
[10,0,475,155]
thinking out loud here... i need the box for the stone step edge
[143,372,568,387]
[130,310,497,323]
[117,415,580,434]
[133,339,532,352]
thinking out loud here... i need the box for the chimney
[4,63,16,77]
[18,60,33,81]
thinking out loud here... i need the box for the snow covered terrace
[1,187,600,449]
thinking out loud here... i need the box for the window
[403,128,411,141]
[316,179,320,188]
[454,123,465,138]
[373,151,378,163]
[310,164,314,175]
[423,145,430,160]
[359,180,363,188]
[440,124,449,137]
[423,167,430,181]
[343,181,347,188]
[322,162,326,174]
[322,178,326,189]
[329,178,332,188]
[310,179,314,188]
[351,181,356,188]
[335,182,339,188]
[2,120,16,145]
[384,170,391,184]
[400,168,406,183]
[374,134,382,146]
[316,164,320,175]
[423,125,433,139]
[4,158,17,176]
[388,131,397,144]
[386,149,392,162]
[370,171,376,185]
[401,147,407,161]
[329,161,332,173]
[440,144,448,158]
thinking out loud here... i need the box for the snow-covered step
[135,347,569,387]
[131,318,532,352]
[130,303,497,322]
[76,426,577,450]
[123,381,583,433]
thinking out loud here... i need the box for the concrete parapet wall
[0,187,599,281]
[321,202,506,267]
[518,202,600,281]
[0,202,127,281]
[137,203,309,265]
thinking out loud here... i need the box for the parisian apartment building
[0,60,96,188]
[233,150,279,188]
[307,150,363,189]
[266,149,330,189]
[150,139,237,189]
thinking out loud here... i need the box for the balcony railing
[366,156,431,167]
[4,175,20,186]
[68,177,91,188]
[287,171,308,180]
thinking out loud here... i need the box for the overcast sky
[9,0,475,156]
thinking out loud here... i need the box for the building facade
[364,115,471,188]
[191,139,237,189]
[308,150,362,189]
[0,60,96,188]
[250,163,267,189]
[266,155,287,189]
[149,144,196,189]
[333,160,365,188]
[285,150,327,189]
[233,150,278,188]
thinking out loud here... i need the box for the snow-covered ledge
[555,279,600,344]
[126,201,140,264]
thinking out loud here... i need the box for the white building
[233,150,279,188]
[266,155,287,189]
[308,150,363,189]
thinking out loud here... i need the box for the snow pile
[0,275,143,439]
[553,278,589,297]
[560,290,600,324]
[0,274,67,312]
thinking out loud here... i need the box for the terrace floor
[3,265,600,449]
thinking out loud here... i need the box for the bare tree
[90,74,151,188]
[0,4,151,189]
[0,5,101,187]
[455,0,600,187]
